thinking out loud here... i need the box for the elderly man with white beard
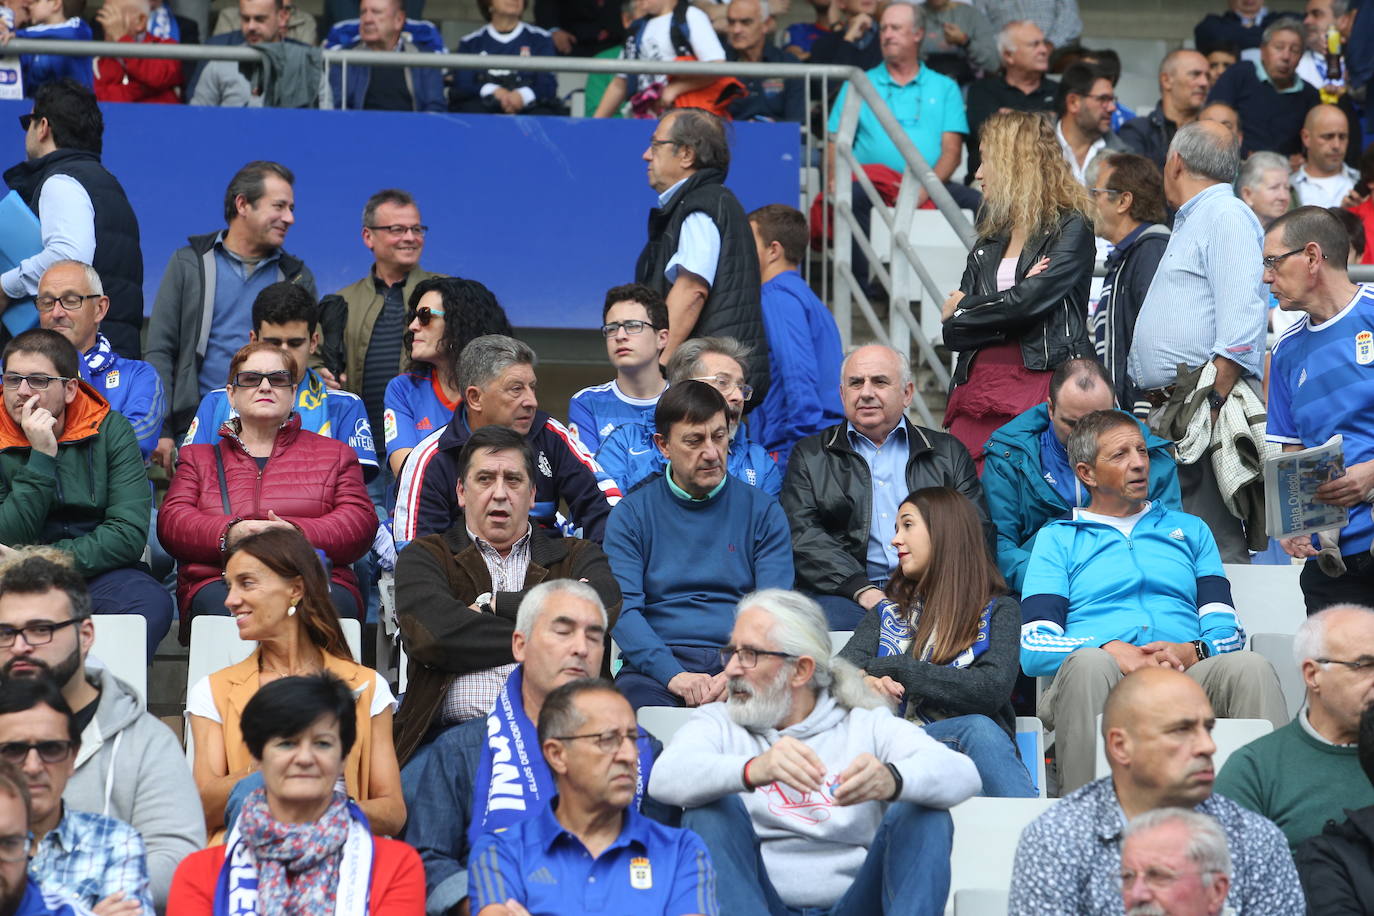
[648,589,982,916]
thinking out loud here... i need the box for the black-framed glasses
[648,138,679,151]
[1084,92,1117,105]
[0,833,31,864]
[1316,657,1374,674]
[691,374,754,402]
[231,370,294,389]
[35,293,100,313]
[0,618,79,647]
[1262,247,1311,270]
[0,740,75,765]
[407,306,445,326]
[366,224,428,237]
[554,729,638,753]
[1,374,72,391]
[601,320,657,337]
[719,645,797,669]
[18,113,36,131]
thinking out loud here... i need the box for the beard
[726,664,794,730]
[0,870,24,916]
[2,642,80,688]
[1126,905,1166,916]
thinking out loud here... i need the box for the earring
[287,605,297,617]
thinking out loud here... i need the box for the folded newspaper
[1264,434,1349,539]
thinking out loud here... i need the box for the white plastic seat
[1094,715,1273,780]
[88,614,148,708]
[636,705,694,744]
[952,888,1010,916]
[1223,562,1305,637]
[1014,717,1048,799]
[948,797,1056,914]
[829,630,852,657]
[1249,632,1305,718]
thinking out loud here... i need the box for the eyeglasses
[1,374,73,391]
[1086,187,1121,198]
[0,833,31,864]
[0,619,80,647]
[554,729,638,753]
[34,293,100,313]
[648,138,679,151]
[366,224,429,237]
[1119,867,1214,891]
[691,374,754,402]
[719,645,797,669]
[1084,92,1117,104]
[18,114,36,131]
[601,320,657,337]
[407,306,445,326]
[0,740,75,765]
[1315,657,1374,674]
[231,370,294,389]
[1262,247,1316,270]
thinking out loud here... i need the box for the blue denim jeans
[921,714,1037,798]
[683,794,953,916]
[224,771,265,832]
[613,646,724,709]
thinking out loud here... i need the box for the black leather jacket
[943,210,1095,387]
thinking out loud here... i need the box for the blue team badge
[1357,330,1374,366]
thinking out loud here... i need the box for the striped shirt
[1127,183,1269,390]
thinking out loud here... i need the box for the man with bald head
[326,0,446,111]
[1119,49,1211,168]
[1292,104,1360,207]
[1009,669,1303,915]
[782,344,988,629]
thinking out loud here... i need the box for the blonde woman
[941,110,1097,471]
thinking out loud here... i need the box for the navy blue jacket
[450,22,559,110]
[326,20,446,112]
[725,43,804,123]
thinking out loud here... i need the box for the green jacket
[317,267,444,397]
[0,381,151,576]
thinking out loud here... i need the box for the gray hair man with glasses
[0,757,91,916]
[1120,808,1232,916]
[650,588,980,916]
[1216,604,1374,849]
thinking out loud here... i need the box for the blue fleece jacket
[606,472,793,687]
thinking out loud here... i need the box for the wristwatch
[475,592,494,614]
[1207,390,1226,411]
[1192,639,1210,663]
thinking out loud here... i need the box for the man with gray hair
[1207,18,1320,156]
[393,334,622,545]
[650,588,981,916]
[964,19,1058,178]
[1127,119,1268,563]
[1118,49,1211,168]
[1120,808,1232,915]
[1297,0,1355,99]
[1216,604,1374,848]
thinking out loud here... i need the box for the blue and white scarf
[876,597,994,719]
[82,333,117,378]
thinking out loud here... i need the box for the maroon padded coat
[157,414,377,622]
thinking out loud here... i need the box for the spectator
[1128,121,1268,563]
[723,0,803,123]
[964,21,1057,202]
[984,359,1180,594]
[605,382,792,709]
[746,204,844,471]
[1295,701,1374,912]
[92,0,180,103]
[1264,207,1374,606]
[1216,606,1374,848]
[404,580,670,914]
[0,0,92,93]
[181,282,377,480]
[0,758,91,916]
[632,109,770,399]
[808,0,879,69]
[1054,62,1126,184]
[595,337,781,495]
[146,160,315,471]
[592,0,729,119]
[942,110,1095,469]
[1330,204,1366,263]
[1196,0,1299,52]
[322,4,445,51]
[1011,668,1301,913]
[157,342,376,632]
[782,344,987,630]
[651,589,981,914]
[1119,49,1211,168]
[1237,149,1294,227]
[0,0,28,29]
[974,0,1082,56]
[1075,47,1135,131]
[1202,40,1240,83]
[1297,0,1355,98]
[782,0,829,60]
[1207,19,1319,156]
[384,277,512,478]
[184,527,404,839]
[919,0,999,86]
[3,81,143,358]
[1293,103,1359,206]
[451,0,564,115]
[0,550,202,908]
[1084,153,1171,407]
[326,0,446,112]
[1347,145,1374,266]
[393,334,621,544]
[211,0,316,44]
[0,330,171,655]
[0,678,151,913]
[392,425,621,763]
[470,679,718,915]
[1119,809,1233,916]
[169,674,424,913]
[36,262,165,462]
[535,0,626,55]
[1021,409,1287,792]
[567,283,669,458]
[837,487,1037,798]
[1198,98,1242,136]
[190,0,328,108]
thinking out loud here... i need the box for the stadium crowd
[2,0,1374,913]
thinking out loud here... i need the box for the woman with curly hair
[382,277,513,476]
[941,110,1097,471]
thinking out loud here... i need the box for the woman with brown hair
[941,109,1097,472]
[837,486,1037,797]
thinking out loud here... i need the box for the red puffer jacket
[158,415,377,620]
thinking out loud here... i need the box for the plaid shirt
[31,808,152,914]
[441,526,533,724]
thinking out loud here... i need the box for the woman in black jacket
[941,110,1097,471]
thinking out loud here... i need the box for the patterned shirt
[1008,778,1304,915]
[31,809,152,914]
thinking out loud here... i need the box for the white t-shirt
[1076,501,1151,538]
[1292,167,1358,209]
[623,5,725,92]
[186,670,397,723]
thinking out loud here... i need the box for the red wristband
[743,757,755,791]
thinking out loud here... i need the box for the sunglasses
[408,306,445,326]
[0,740,74,765]
[232,370,294,389]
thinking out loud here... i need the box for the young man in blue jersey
[1265,206,1374,612]
[568,283,670,456]
[181,281,378,480]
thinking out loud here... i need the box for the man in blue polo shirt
[469,678,718,916]
[1266,206,1374,612]
[181,281,377,479]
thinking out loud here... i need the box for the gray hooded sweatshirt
[63,668,205,911]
